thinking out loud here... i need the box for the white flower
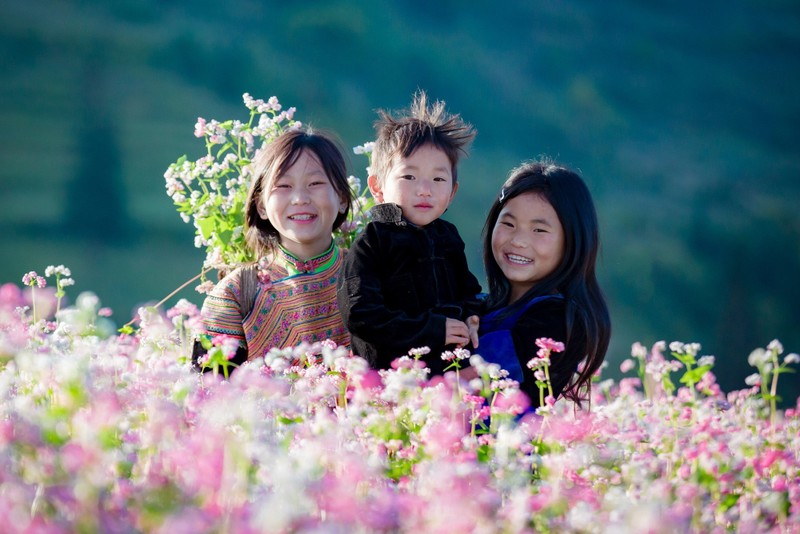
[748,348,770,367]
[744,373,761,386]
[767,339,783,354]
[669,341,684,353]
[697,355,715,367]
[631,342,647,359]
[784,353,800,365]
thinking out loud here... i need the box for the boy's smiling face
[368,144,458,227]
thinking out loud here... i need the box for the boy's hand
[445,318,471,347]
[466,315,480,348]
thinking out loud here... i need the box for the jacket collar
[370,203,406,225]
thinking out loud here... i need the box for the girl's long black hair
[482,160,611,404]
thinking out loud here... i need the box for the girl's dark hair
[244,127,353,259]
[482,159,611,404]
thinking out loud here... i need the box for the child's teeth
[508,254,531,264]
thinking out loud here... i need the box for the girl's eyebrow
[500,211,554,227]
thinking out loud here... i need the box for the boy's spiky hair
[371,90,476,185]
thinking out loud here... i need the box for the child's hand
[445,318,471,347]
[466,315,480,348]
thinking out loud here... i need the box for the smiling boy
[337,91,482,374]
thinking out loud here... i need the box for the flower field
[1,276,798,533]
[3,97,798,532]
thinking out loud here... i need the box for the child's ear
[256,198,268,220]
[367,175,384,203]
[449,181,459,202]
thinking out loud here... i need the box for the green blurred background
[2,0,798,401]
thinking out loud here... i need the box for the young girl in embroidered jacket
[478,160,610,406]
[195,127,354,368]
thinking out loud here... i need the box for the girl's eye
[433,177,447,182]
[401,175,415,180]
[274,183,290,189]
[500,221,513,228]
[533,228,548,233]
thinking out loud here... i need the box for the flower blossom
[22,271,46,288]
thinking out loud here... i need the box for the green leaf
[680,365,712,384]
[672,351,696,366]
[196,216,215,240]
[719,492,740,512]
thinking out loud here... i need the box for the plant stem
[120,269,208,330]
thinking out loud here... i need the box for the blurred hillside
[1,0,799,400]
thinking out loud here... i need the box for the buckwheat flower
[59,278,74,287]
[748,348,769,367]
[697,355,715,367]
[535,337,565,353]
[684,342,701,356]
[528,349,550,367]
[22,271,46,288]
[620,359,635,373]
[98,307,112,317]
[491,378,519,392]
[45,265,71,277]
[268,96,281,111]
[347,175,361,191]
[745,373,761,386]
[767,339,783,353]
[533,369,546,381]
[527,356,548,370]
[784,353,800,365]
[195,280,215,294]
[669,341,684,353]
[408,346,431,358]
[194,117,207,138]
[631,342,648,359]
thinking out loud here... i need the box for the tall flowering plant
[163,94,374,292]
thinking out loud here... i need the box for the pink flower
[194,117,207,138]
[535,337,565,352]
[22,271,46,288]
[620,359,635,373]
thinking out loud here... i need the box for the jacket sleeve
[450,232,484,319]
[337,225,447,360]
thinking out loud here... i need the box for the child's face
[491,192,564,304]
[368,144,458,227]
[258,149,346,260]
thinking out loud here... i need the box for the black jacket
[337,203,483,374]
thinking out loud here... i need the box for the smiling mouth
[506,253,532,265]
[289,214,316,221]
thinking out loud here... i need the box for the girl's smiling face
[491,192,564,304]
[258,149,346,260]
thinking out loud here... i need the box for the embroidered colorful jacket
[200,243,350,363]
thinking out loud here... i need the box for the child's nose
[510,234,528,247]
[291,190,311,204]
